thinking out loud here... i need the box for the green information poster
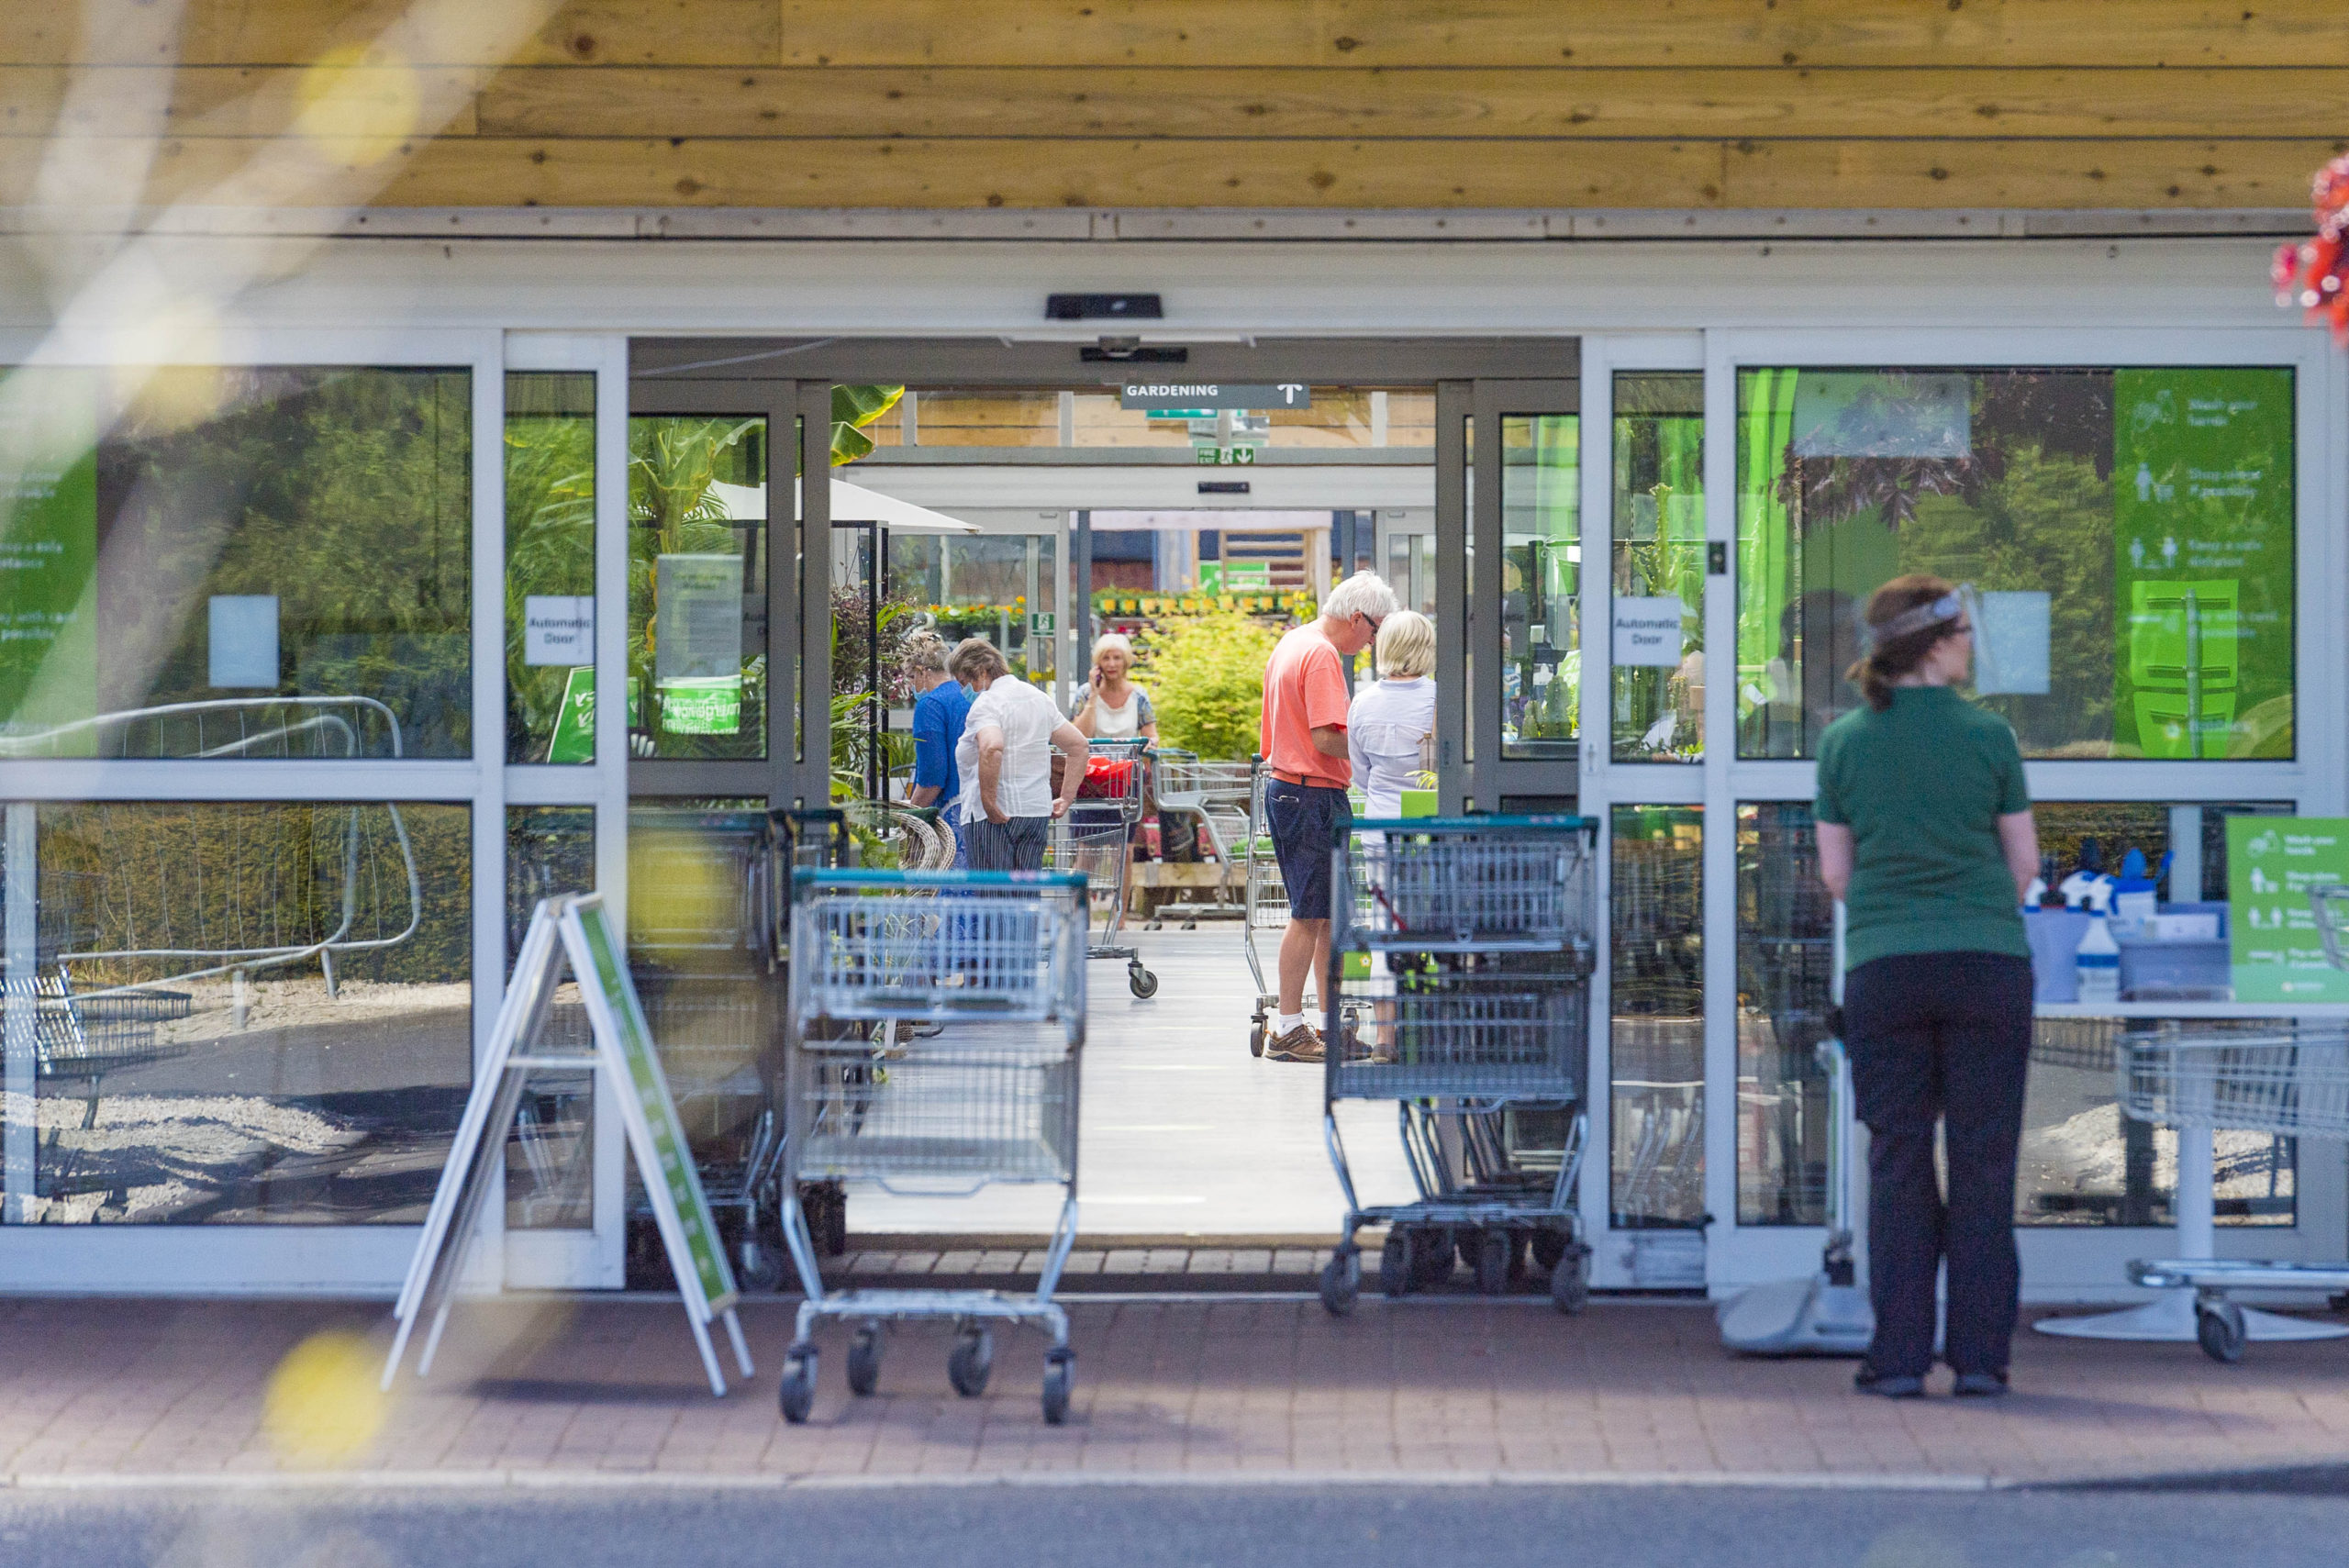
[2113,369,2295,759]
[546,666,595,762]
[0,379,97,751]
[2228,816,2349,1003]
[573,899,738,1310]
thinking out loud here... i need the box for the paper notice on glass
[524,595,595,666]
[207,595,280,687]
[1611,596,1687,668]
[654,555,742,683]
[1973,590,2051,695]
[1790,372,1971,459]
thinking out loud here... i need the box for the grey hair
[947,637,1010,684]
[1321,569,1401,625]
[898,628,951,677]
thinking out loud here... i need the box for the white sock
[1275,1012,1305,1035]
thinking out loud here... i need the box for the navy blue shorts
[1264,780,1352,921]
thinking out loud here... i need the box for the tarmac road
[4,1479,2344,1568]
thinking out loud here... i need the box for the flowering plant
[2273,152,2349,344]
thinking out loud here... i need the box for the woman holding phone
[1071,631,1158,742]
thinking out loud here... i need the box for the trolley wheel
[1319,1249,1362,1317]
[1145,918,1163,931]
[1041,1349,1075,1425]
[1379,1232,1413,1298]
[1531,1229,1569,1273]
[737,1237,785,1294]
[2197,1300,2247,1364]
[846,1325,883,1396]
[1250,1022,1266,1058]
[1477,1229,1513,1296]
[1182,919,1198,931]
[778,1343,818,1424]
[948,1329,996,1396]
[1410,1227,1456,1290]
[1551,1245,1590,1316]
[1129,963,1160,999]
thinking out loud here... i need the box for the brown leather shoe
[1264,1024,1325,1062]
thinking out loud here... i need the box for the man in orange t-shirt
[1258,571,1399,1062]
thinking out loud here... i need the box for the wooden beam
[14,133,2337,211]
[778,0,2349,70]
[0,66,484,139]
[470,64,2349,142]
[0,1,784,68]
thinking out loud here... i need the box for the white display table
[2032,1001,2349,1351]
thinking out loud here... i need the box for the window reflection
[1612,374,1706,762]
[1499,414,1580,758]
[507,373,596,764]
[504,805,596,1230]
[0,366,473,760]
[629,417,768,759]
[14,800,471,1224]
[1611,806,1704,1229]
[1736,366,2296,761]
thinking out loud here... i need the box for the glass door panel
[1611,373,1707,762]
[627,415,770,761]
[1498,413,1581,759]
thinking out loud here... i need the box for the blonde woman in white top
[1071,630,1158,742]
[1348,610,1438,818]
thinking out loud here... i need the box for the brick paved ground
[5,1294,2349,1487]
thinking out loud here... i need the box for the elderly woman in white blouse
[1347,609,1437,817]
[1071,631,1158,742]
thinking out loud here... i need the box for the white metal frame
[499,331,633,1290]
[1568,333,1710,1290]
[1689,325,2348,1298]
[0,326,510,1294]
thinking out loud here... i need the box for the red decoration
[2274,151,2349,345]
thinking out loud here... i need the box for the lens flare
[262,1329,387,1464]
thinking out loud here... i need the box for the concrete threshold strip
[0,1469,2006,1496]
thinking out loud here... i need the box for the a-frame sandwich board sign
[383,894,753,1396]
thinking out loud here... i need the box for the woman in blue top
[1815,575,2039,1400]
[902,631,972,866]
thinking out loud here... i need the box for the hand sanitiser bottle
[2076,915,2121,1004]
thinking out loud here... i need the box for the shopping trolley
[2112,1022,2349,1361]
[1146,750,1252,927]
[1050,737,1158,998]
[1316,817,1600,1316]
[1241,757,1291,1055]
[777,868,1089,1424]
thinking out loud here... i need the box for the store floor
[846,927,1416,1239]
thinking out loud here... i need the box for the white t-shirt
[957,676,1063,823]
[1347,676,1436,818]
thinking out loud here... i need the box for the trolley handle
[792,868,1088,891]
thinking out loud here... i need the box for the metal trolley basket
[1316,816,1600,1316]
[1145,749,1252,927]
[776,868,1089,1424]
[2116,1022,2349,1361]
[1049,737,1159,998]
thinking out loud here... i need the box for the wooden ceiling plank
[471,63,2349,142]
[779,0,2349,70]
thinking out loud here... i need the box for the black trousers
[1842,950,2034,1379]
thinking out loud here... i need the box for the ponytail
[1849,574,1963,711]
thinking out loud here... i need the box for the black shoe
[1951,1370,2009,1398]
[1854,1366,1925,1398]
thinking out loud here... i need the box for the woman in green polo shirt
[1815,574,2040,1401]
